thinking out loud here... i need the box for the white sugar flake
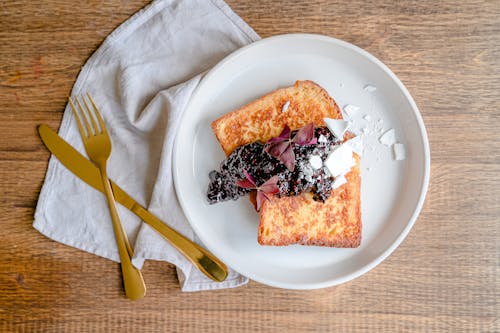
[345,136,363,156]
[393,143,406,160]
[379,129,396,146]
[332,175,347,189]
[309,155,323,170]
[281,101,290,113]
[324,118,349,140]
[325,144,355,177]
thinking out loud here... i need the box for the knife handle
[133,204,228,282]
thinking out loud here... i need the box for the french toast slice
[211,80,342,156]
[258,155,361,247]
[211,80,361,247]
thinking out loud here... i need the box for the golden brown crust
[211,80,342,156]
[258,155,361,247]
[210,80,361,248]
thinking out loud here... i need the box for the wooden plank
[0,0,498,332]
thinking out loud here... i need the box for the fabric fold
[34,0,260,291]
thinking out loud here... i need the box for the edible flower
[236,170,279,211]
[264,123,317,171]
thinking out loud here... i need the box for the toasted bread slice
[258,155,361,247]
[211,80,342,156]
[211,80,361,247]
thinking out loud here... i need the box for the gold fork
[69,94,146,300]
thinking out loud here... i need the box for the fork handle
[99,165,146,300]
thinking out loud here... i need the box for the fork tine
[82,95,101,134]
[68,98,88,138]
[75,97,94,136]
[87,94,107,134]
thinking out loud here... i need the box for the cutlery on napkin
[34,0,259,291]
[38,124,228,284]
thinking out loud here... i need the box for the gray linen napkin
[34,0,260,291]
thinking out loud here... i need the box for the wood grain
[0,0,499,332]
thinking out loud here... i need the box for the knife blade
[37,124,227,282]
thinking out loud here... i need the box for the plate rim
[173,33,431,289]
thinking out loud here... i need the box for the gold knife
[37,124,228,282]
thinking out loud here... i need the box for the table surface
[1,1,499,332]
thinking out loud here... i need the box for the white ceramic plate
[173,34,430,289]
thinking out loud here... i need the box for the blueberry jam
[207,127,341,204]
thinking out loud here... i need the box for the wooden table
[1,1,498,332]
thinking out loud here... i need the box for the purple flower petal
[264,140,291,158]
[253,176,281,211]
[236,179,256,189]
[236,170,257,189]
[266,125,291,144]
[237,173,280,211]
[279,145,296,171]
[243,170,256,186]
[293,122,317,145]
[259,176,280,195]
